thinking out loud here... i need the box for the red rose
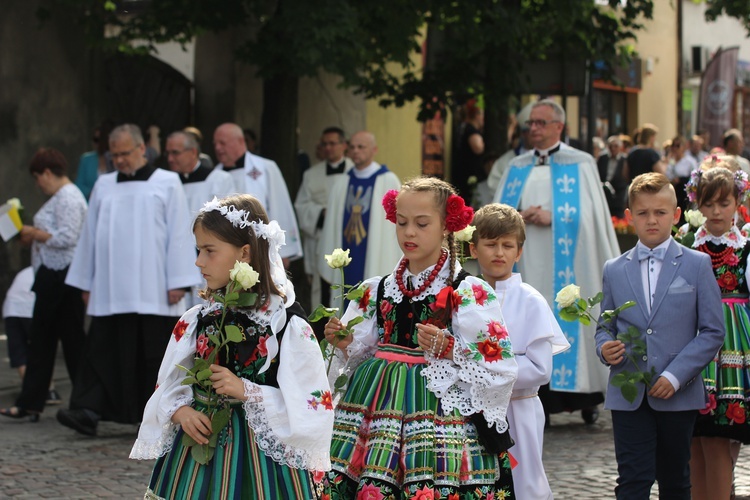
[409,486,435,500]
[726,401,746,424]
[717,271,738,291]
[487,320,508,340]
[172,320,189,342]
[383,319,394,343]
[320,391,334,411]
[472,284,489,305]
[380,299,393,316]
[257,334,270,357]
[700,393,717,415]
[382,190,399,224]
[477,339,503,362]
[312,470,325,483]
[724,252,740,267]
[196,334,211,357]
[356,483,384,500]
[359,287,372,311]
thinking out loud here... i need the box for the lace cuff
[421,355,459,397]
[241,380,330,471]
[129,393,193,460]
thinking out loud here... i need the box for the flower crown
[685,166,750,204]
[200,197,286,250]
[382,190,474,232]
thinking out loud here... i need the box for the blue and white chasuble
[496,147,618,393]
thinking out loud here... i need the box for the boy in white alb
[470,203,570,499]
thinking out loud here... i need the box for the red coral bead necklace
[698,243,734,269]
[396,249,448,300]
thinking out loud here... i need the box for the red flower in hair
[444,194,474,232]
[382,190,399,223]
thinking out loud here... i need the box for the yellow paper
[7,207,22,230]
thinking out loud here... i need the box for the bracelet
[430,333,438,356]
[437,335,455,359]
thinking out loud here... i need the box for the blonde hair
[699,154,741,173]
[472,203,526,248]
[628,172,676,207]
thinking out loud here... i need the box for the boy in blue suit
[596,172,724,499]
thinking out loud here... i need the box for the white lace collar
[200,293,282,329]
[383,251,461,304]
[693,224,747,249]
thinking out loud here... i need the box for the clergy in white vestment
[294,126,353,310]
[213,123,303,261]
[166,130,235,307]
[59,124,201,436]
[494,100,619,424]
[318,131,401,302]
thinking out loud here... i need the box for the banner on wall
[698,46,739,148]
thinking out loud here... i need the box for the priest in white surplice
[166,130,234,307]
[494,100,619,424]
[318,131,401,302]
[213,123,302,262]
[295,126,353,309]
[58,124,201,436]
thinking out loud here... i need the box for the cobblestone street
[1,340,749,498]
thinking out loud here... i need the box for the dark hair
[322,127,346,142]
[243,129,257,142]
[399,176,461,284]
[29,148,68,177]
[696,167,738,207]
[472,203,526,248]
[193,194,282,308]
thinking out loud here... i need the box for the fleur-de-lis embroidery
[553,364,573,387]
[557,234,573,256]
[557,203,577,223]
[556,174,576,194]
[557,267,575,285]
[506,178,523,198]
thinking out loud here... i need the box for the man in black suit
[597,135,628,218]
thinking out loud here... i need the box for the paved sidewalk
[1,337,749,498]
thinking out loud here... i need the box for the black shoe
[0,407,40,422]
[56,408,99,436]
[46,389,62,405]
[582,407,599,424]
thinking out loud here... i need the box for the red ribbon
[435,286,454,310]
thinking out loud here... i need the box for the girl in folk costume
[322,177,518,499]
[684,166,750,500]
[130,194,333,499]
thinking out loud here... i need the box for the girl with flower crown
[321,177,518,499]
[130,194,333,499]
[682,166,750,500]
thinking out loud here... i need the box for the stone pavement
[1,337,749,499]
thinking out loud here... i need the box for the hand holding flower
[209,364,246,400]
[601,339,625,365]
[172,406,212,445]
[324,317,353,351]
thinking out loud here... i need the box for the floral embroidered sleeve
[130,305,202,459]
[243,316,334,472]
[421,277,518,432]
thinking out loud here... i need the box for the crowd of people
[1,99,750,499]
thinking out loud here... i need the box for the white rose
[325,248,352,269]
[684,209,707,228]
[454,225,476,243]
[6,198,22,210]
[230,261,260,290]
[555,284,581,308]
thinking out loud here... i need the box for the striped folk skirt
[694,296,750,444]
[146,397,317,499]
[324,343,514,499]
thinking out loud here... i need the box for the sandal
[0,406,39,422]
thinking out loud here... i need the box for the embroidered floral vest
[699,241,750,295]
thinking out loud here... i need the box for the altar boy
[596,172,724,499]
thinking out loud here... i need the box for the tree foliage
[703,0,750,33]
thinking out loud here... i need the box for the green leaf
[181,377,198,386]
[558,308,579,322]
[682,232,695,248]
[208,433,218,447]
[211,408,231,434]
[181,432,197,448]
[334,374,348,390]
[193,358,209,372]
[191,443,214,465]
[579,315,591,326]
[224,291,239,303]
[611,372,628,388]
[235,292,257,307]
[621,382,638,404]
[576,298,588,311]
[601,311,613,323]
[307,304,338,323]
[626,326,640,338]
[197,368,213,381]
[616,331,631,343]
[224,324,243,343]
[588,292,604,307]
[208,334,220,345]
[615,301,637,314]
[344,316,364,329]
[346,287,364,302]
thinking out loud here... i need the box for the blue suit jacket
[595,239,724,411]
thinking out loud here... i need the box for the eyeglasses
[110,146,140,159]
[166,149,188,156]
[525,119,561,128]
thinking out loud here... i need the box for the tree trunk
[260,74,300,199]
